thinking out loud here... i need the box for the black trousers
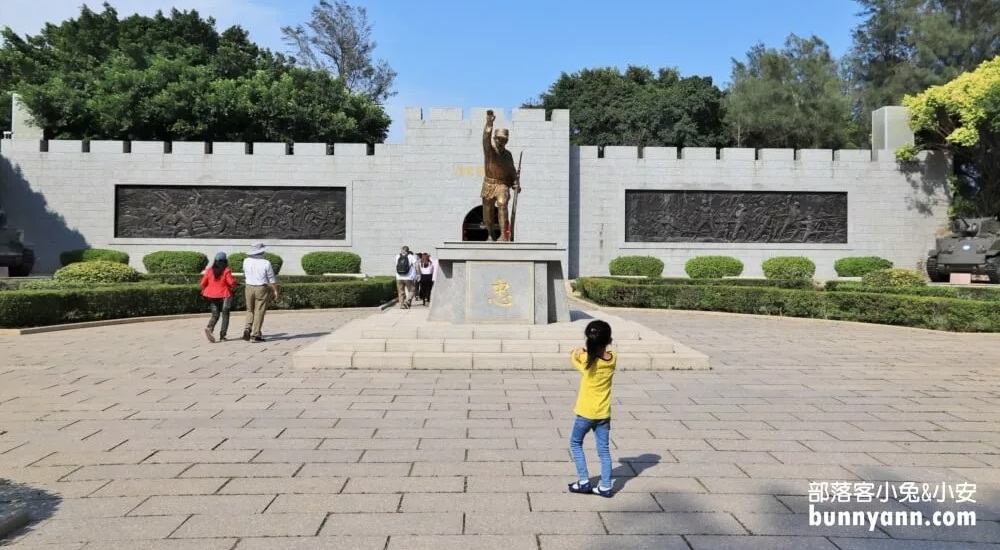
[419,275,434,301]
[206,297,232,336]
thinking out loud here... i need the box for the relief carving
[115,186,346,240]
[625,190,848,243]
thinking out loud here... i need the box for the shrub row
[611,254,900,280]
[57,248,363,275]
[826,281,1000,302]
[0,278,396,328]
[594,276,815,290]
[576,277,1000,332]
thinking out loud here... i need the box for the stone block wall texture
[0,106,949,279]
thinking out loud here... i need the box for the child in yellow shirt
[567,319,616,497]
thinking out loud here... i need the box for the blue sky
[2,0,867,142]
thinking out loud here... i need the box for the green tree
[723,34,854,149]
[844,0,1000,145]
[524,65,725,148]
[0,2,390,143]
[897,56,1000,216]
[281,0,397,104]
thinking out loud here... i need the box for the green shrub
[140,273,356,285]
[59,248,130,266]
[608,255,664,278]
[301,251,362,274]
[143,251,209,274]
[228,252,284,275]
[762,256,816,280]
[685,256,744,279]
[576,277,1000,332]
[0,278,396,328]
[596,276,813,290]
[834,256,893,277]
[862,268,928,288]
[53,261,141,284]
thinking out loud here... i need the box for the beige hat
[495,128,509,139]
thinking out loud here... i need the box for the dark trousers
[207,297,232,337]
[419,275,433,302]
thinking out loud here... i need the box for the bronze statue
[481,110,520,242]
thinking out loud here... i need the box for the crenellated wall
[0,105,950,279]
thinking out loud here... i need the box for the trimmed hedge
[53,261,141,284]
[0,278,396,328]
[762,256,816,280]
[229,252,284,275]
[834,256,893,277]
[593,276,814,290]
[576,277,1000,332]
[685,256,744,279]
[143,251,209,274]
[825,281,1000,302]
[861,268,928,288]
[301,251,362,274]
[608,256,664,278]
[139,273,359,285]
[59,248,130,266]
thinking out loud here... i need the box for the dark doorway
[462,205,500,241]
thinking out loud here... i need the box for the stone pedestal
[949,273,972,284]
[428,242,570,325]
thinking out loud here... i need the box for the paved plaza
[1,301,1000,549]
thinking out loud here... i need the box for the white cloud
[1,0,286,49]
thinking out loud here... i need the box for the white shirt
[243,256,277,286]
[394,253,418,281]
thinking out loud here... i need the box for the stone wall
[573,145,951,279]
[0,105,950,279]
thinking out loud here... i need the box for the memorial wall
[0,106,950,279]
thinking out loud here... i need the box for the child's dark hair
[584,320,613,369]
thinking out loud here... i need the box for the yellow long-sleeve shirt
[571,349,616,420]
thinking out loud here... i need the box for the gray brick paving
[1,305,999,548]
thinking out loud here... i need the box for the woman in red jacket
[200,251,238,343]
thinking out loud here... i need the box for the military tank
[926,216,1000,283]
[0,209,35,277]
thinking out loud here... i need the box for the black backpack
[395,253,410,275]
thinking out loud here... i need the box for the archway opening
[462,205,500,241]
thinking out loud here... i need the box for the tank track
[925,257,946,283]
[986,257,999,284]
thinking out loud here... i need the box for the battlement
[570,145,918,163]
[403,106,570,123]
[0,139,386,156]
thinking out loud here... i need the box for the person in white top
[417,253,435,306]
[394,246,419,309]
[242,242,279,342]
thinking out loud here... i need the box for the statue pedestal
[428,242,570,325]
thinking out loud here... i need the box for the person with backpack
[394,246,418,309]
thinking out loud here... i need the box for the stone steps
[293,307,710,371]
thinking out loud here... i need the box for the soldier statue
[481,109,520,242]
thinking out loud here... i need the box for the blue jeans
[569,415,612,488]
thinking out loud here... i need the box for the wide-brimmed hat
[248,243,266,255]
[495,128,509,139]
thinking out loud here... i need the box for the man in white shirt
[242,242,279,342]
[394,245,418,309]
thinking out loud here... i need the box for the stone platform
[293,306,710,370]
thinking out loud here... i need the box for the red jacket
[200,267,238,299]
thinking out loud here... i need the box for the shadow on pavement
[264,332,330,341]
[0,478,61,541]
